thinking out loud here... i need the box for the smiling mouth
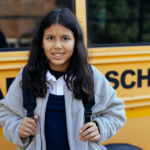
[52,53,64,59]
[53,54,64,56]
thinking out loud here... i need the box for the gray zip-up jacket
[0,65,126,150]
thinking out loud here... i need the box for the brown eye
[48,37,53,40]
[63,38,69,41]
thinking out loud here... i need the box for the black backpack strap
[22,65,37,119]
[82,65,95,124]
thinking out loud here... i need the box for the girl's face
[42,23,75,72]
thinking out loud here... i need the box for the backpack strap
[22,65,37,119]
[82,65,95,124]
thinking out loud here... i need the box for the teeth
[54,54,63,56]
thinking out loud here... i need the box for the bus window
[86,0,150,47]
[0,0,75,52]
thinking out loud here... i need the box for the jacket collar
[46,70,65,83]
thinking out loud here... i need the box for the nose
[54,40,62,49]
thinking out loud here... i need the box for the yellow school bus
[0,0,150,149]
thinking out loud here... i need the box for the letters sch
[105,69,150,89]
[0,69,150,99]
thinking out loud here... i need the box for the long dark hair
[26,8,94,101]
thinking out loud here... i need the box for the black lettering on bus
[0,78,15,100]
[7,78,15,91]
[138,69,150,87]
[105,71,119,89]
[121,70,136,89]
[0,89,4,100]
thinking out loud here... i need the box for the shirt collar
[46,70,64,82]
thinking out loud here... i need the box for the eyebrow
[45,34,71,37]
[62,34,71,37]
[45,34,53,36]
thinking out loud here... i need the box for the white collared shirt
[46,70,66,95]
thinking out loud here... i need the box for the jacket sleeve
[0,69,30,147]
[91,66,126,145]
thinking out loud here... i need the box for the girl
[0,9,126,150]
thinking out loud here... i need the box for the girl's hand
[79,122,100,142]
[18,115,38,138]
